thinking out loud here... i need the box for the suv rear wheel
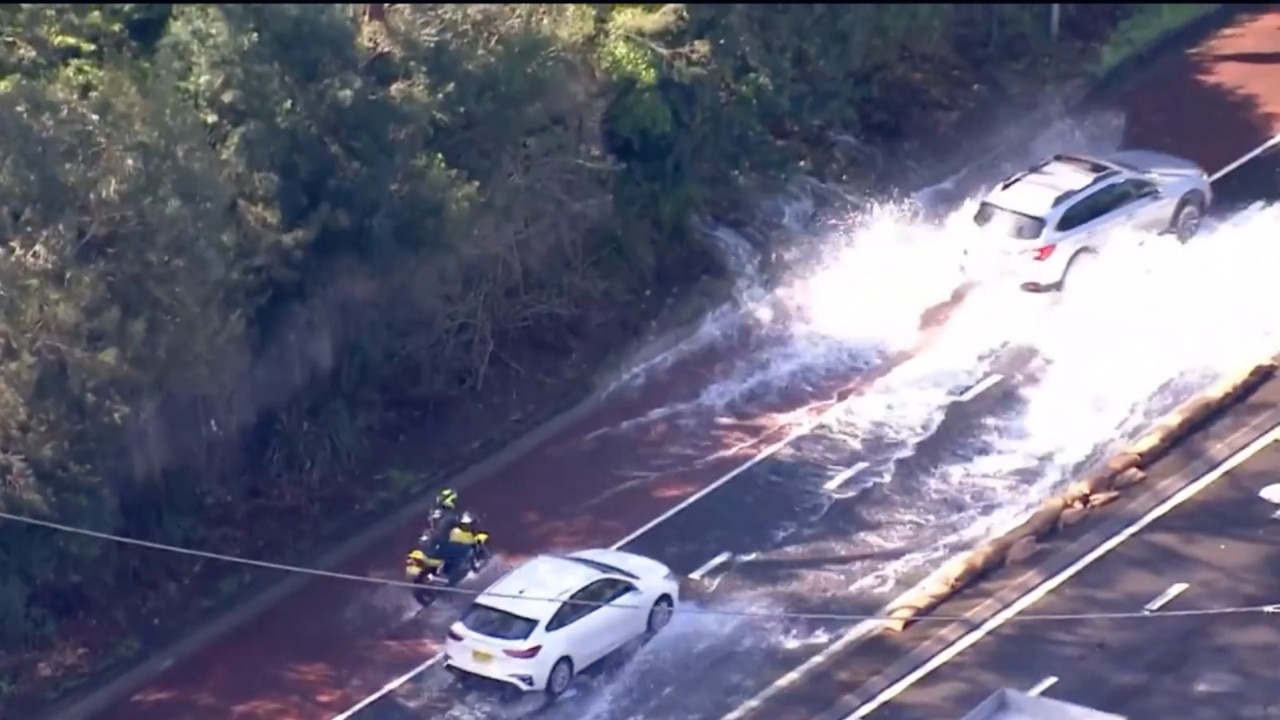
[1059,250,1099,293]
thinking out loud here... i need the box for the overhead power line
[2,510,1277,622]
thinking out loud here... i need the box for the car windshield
[973,202,1046,240]
[459,602,538,641]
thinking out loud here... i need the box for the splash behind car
[962,150,1212,292]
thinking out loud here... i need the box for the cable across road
[4,509,1278,622]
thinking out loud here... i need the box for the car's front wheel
[646,595,675,636]
[545,657,574,699]
[1170,193,1206,243]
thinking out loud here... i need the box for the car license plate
[471,650,493,664]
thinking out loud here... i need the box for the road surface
[862,385,1280,720]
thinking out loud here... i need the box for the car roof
[473,554,605,621]
[984,154,1126,218]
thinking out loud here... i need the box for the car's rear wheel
[545,657,574,699]
[1059,249,1099,294]
[646,595,675,636]
[1170,193,1206,243]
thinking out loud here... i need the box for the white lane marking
[1143,581,1190,613]
[839,423,1280,719]
[1027,675,1059,697]
[333,370,893,718]
[689,551,735,580]
[1258,482,1280,504]
[1209,133,1280,182]
[721,623,883,719]
[955,374,1003,403]
[825,462,871,491]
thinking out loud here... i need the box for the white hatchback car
[442,548,679,698]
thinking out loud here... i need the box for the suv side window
[1126,179,1157,198]
[1056,183,1129,232]
[1118,177,1159,200]
[545,579,635,631]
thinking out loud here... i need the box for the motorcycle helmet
[436,488,458,509]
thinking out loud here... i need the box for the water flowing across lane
[356,123,1280,720]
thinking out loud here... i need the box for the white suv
[963,151,1212,292]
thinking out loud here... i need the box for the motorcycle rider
[431,511,488,585]
[417,488,489,584]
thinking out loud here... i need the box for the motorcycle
[404,528,491,609]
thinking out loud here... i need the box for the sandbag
[1111,467,1146,489]
[1167,395,1229,434]
[1105,452,1142,475]
[1005,535,1038,565]
[930,555,981,590]
[1067,468,1117,499]
[1009,500,1066,540]
[1131,363,1276,461]
[1128,423,1181,461]
[1057,506,1089,528]
[883,605,920,633]
[958,543,1006,577]
[1085,490,1121,508]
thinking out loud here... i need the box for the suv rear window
[973,202,1046,240]
[459,603,538,641]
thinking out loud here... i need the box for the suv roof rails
[1050,153,1126,175]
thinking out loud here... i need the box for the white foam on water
[547,597,794,720]
[590,200,979,438]
[850,200,1280,592]
[599,109,1127,433]
[990,200,1280,498]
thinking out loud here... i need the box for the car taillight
[1026,245,1055,261]
[503,645,542,659]
[446,628,463,642]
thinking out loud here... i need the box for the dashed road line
[690,551,735,581]
[955,374,1003,402]
[1027,675,1060,697]
[825,462,871,491]
[1143,582,1189,614]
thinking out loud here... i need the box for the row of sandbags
[881,359,1279,632]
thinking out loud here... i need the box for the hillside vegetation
[0,3,1155,711]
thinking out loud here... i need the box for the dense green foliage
[0,2,1155,709]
